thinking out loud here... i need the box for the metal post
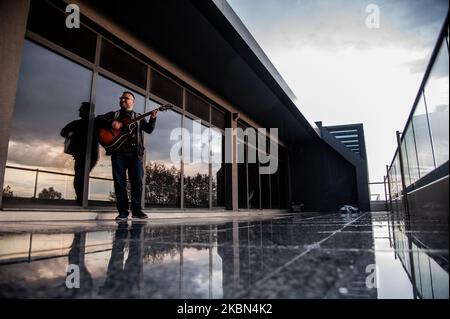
[27,233,33,263]
[385,165,393,213]
[33,168,39,198]
[386,165,397,252]
[383,175,389,211]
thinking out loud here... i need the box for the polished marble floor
[0,211,448,299]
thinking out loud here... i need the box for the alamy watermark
[170,120,279,174]
[65,4,80,29]
[365,263,379,289]
[365,4,380,29]
[66,264,80,289]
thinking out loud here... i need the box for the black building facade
[0,0,369,212]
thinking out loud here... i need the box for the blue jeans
[111,152,144,215]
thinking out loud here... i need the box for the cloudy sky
[226,0,448,184]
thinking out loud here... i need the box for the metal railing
[4,165,112,199]
[386,14,449,212]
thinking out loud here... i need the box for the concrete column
[0,0,30,208]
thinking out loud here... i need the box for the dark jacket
[95,108,156,160]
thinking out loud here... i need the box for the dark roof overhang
[83,0,320,145]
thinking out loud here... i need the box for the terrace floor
[0,210,448,298]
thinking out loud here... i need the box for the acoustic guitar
[97,104,173,152]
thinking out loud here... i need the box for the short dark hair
[122,91,135,100]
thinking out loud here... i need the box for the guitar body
[97,117,137,153]
[97,104,173,153]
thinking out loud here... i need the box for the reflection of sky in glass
[403,126,420,185]
[424,41,449,167]
[34,172,76,200]
[145,99,181,167]
[3,168,39,197]
[183,117,209,177]
[5,40,92,198]
[7,40,92,172]
[211,130,225,206]
[412,95,435,178]
[89,178,115,201]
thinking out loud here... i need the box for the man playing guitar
[96,91,157,221]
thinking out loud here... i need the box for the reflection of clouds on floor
[182,246,223,298]
[140,246,223,298]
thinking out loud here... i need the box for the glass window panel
[388,166,393,197]
[150,70,183,107]
[183,117,209,208]
[418,253,433,299]
[89,178,115,202]
[186,91,209,122]
[404,124,420,185]
[5,40,92,205]
[429,252,450,299]
[90,76,145,202]
[100,40,147,89]
[211,130,225,207]
[413,94,436,178]
[248,145,260,209]
[35,172,75,200]
[391,161,397,197]
[400,139,411,187]
[27,1,97,62]
[211,106,226,130]
[145,99,182,207]
[424,41,449,167]
[3,167,36,198]
[395,155,402,195]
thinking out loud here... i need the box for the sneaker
[132,211,148,219]
[115,212,129,222]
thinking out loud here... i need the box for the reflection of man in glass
[96,92,157,221]
[60,102,99,205]
[100,221,145,298]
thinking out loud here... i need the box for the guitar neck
[130,106,163,124]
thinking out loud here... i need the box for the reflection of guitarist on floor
[95,91,171,221]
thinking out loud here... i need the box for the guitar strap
[135,111,140,148]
